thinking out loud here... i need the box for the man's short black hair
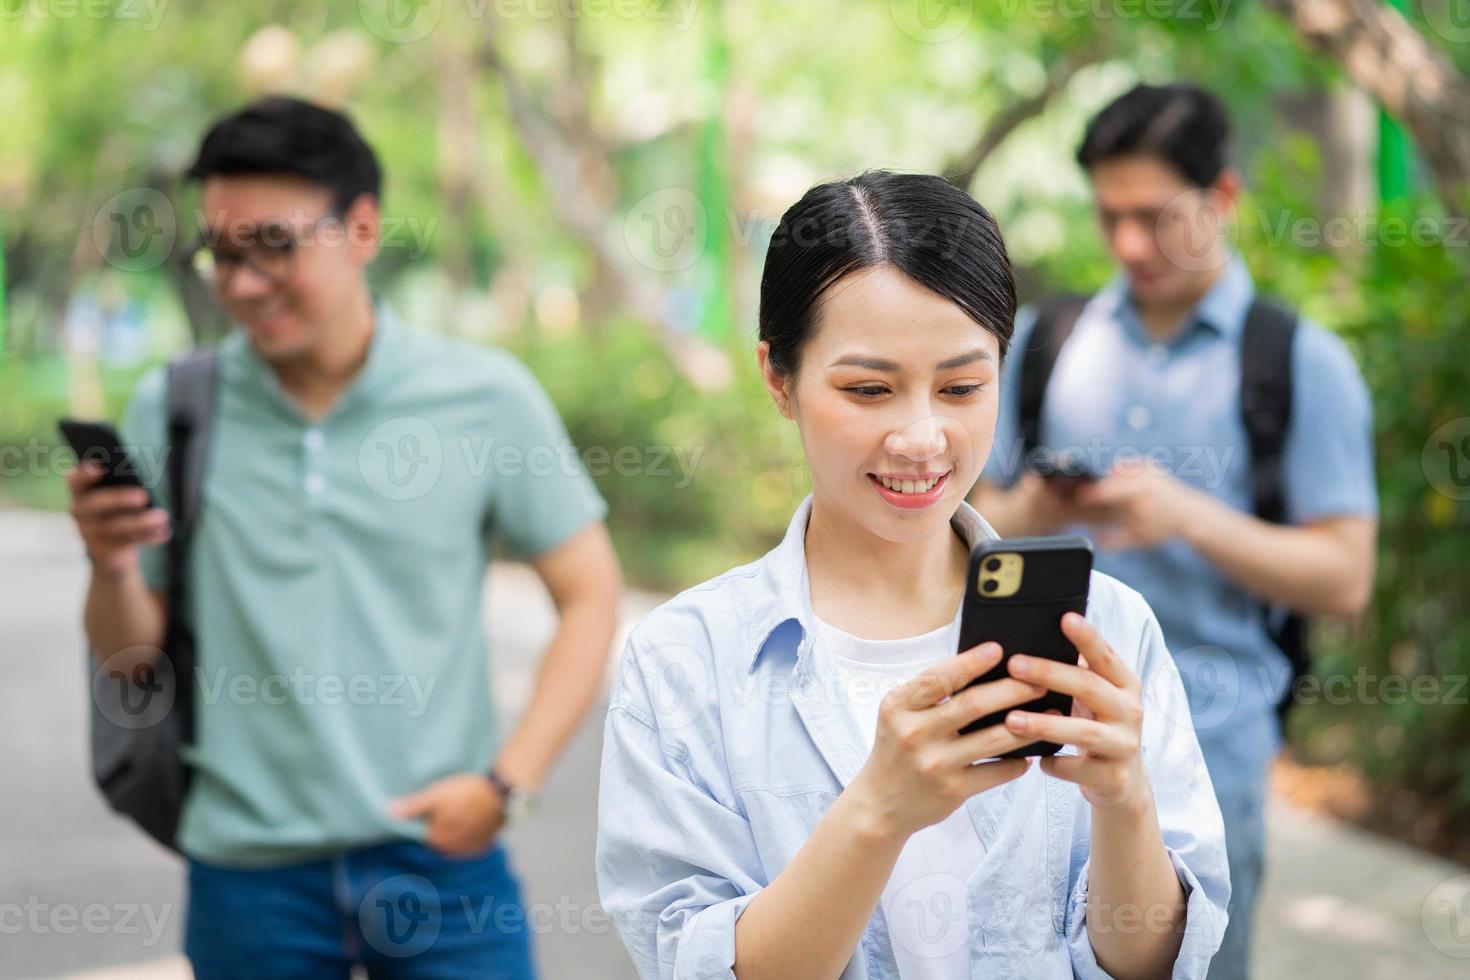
[186,96,381,212]
[1076,83,1230,188]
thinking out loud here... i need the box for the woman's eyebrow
[829,348,992,371]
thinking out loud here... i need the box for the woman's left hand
[1002,612,1151,811]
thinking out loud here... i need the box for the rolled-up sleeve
[1064,601,1231,979]
[596,640,765,979]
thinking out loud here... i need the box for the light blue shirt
[596,495,1229,979]
[980,259,1377,792]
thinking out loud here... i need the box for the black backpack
[88,349,219,851]
[1016,295,1307,721]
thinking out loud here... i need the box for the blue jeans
[185,839,536,979]
[1205,757,1269,980]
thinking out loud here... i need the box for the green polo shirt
[120,301,606,866]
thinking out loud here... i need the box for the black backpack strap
[1239,296,1308,720]
[163,348,220,741]
[1017,294,1088,466]
[1239,297,1298,524]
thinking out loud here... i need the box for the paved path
[1,510,1466,978]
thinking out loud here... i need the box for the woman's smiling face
[759,263,1003,542]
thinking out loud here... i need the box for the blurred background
[2,1,1469,977]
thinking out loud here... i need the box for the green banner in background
[1377,0,1412,205]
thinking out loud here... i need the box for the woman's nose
[884,415,948,461]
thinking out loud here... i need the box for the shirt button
[303,429,324,451]
[305,473,326,496]
[1127,405,1152,431]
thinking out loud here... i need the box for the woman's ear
[756,341,796,420]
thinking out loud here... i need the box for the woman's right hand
[848,642,1041,840]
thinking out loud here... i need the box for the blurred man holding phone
[68,96,621,978]
[970,83,1378,978]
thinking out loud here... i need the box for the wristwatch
[487,768,539,827]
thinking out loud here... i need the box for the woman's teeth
[875,474,941,494]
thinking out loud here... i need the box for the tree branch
[1265,0,1470,219]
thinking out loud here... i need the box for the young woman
[596,172,1229,979]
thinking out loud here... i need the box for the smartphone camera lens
[982,579,998,593]
[985,558,1002,573]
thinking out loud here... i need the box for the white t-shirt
[812,610,985,978]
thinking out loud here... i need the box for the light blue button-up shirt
[980,259,1377,795]
[597,495,1229,978]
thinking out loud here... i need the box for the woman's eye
[845,386,889,398]
[943,384,983,396]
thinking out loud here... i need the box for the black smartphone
[956,535,1094,757]
[58,418,154,503]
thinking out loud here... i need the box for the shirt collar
[744,494,1002,673]
[1095,255,1256,342]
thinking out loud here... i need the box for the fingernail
[1007,711,1028,730]
[1063,612,1083,628]
[1009,655,1030,674]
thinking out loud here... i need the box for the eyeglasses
[183,210,343,288]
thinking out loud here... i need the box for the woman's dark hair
[1075,83,1229,189]
[186,96,382,213]
[759,171,1017,376]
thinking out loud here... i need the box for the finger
[1008,652,1129,721]
[90,508,169,542]
[943,721,1038,765]
[1004,711,1132,758]
[72,486,151,520]
[1060,612,1138,691]
[389,790,436,820]
[66,464,104,495]
[927,676,1044,735]
[959,756,1031,795]
[1038,753,1091,785]
[892,642,1001,710]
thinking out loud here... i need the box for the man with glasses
[969,83,1377,978]
[66,96,622,978]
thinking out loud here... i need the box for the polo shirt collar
[744,494,1001,673]
[221,295,406,420]
[1096,255,1256,342]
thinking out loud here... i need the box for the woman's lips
[868,470,950,510]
